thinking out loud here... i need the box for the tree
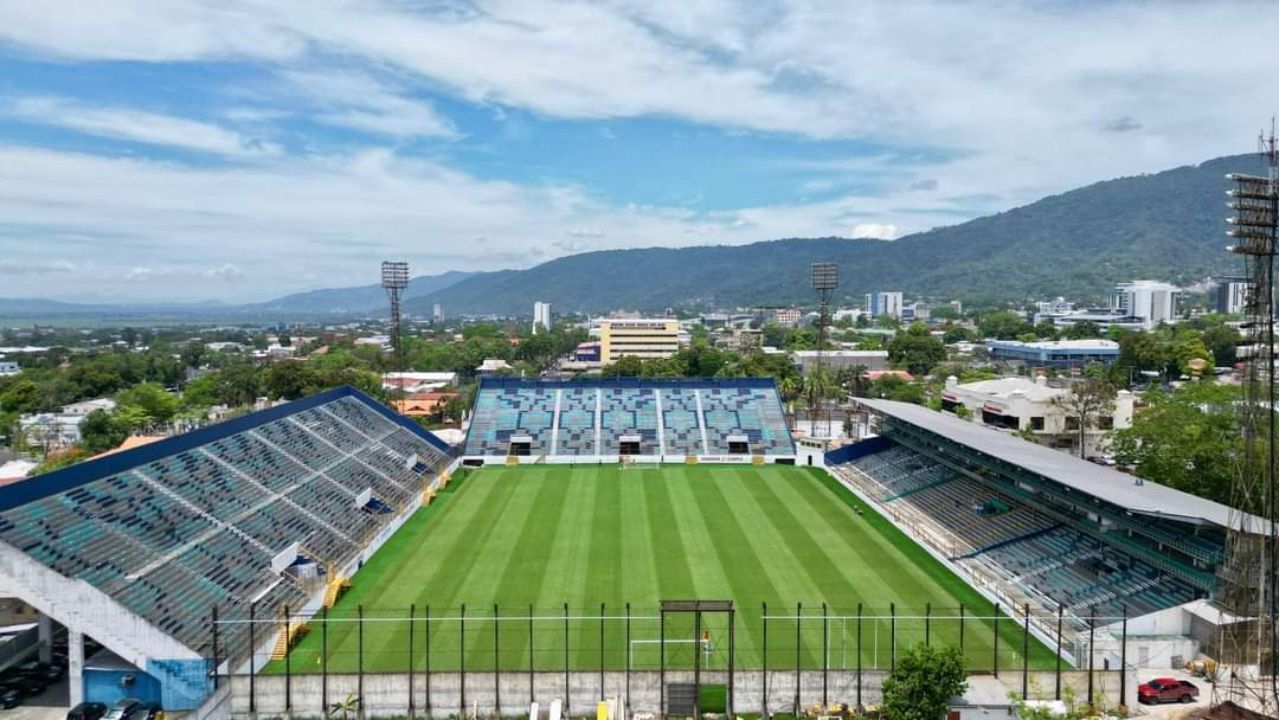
[881,643,968,720]
[942,325,971,344]
[1111,382,1239,506]
[116,382,179,423]
[1033,320,1059,340]
[1050,378,1116,458]
[79,409,128,454]
[977,311,1031,340]
[1063,320,1101,340]
[887,325,947,376]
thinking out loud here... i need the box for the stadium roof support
[855,398,1270,535]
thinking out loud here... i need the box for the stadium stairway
[269,620,309,661]
[322,577,350,608]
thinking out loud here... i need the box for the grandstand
[462,377,794,461]
[832,398,1268,657]
[0,387,453,710]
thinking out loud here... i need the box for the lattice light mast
[1213,131,1278,716]
[811,262,839,434]
[381,261,410,376]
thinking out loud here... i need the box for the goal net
[619,456,661,470]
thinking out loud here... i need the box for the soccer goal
[619,455,661,470]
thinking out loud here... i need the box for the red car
[1137,677,1199,704]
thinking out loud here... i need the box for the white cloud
[851,223,897,240]
[0,258,75,275]
[8,96,281,157]
[0,145,955,300]
[276,69,458,139]
[204,263,245,280]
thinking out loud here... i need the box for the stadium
[0,377,1269,719]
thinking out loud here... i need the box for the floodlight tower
[1214,130,1278,717]
[811,262,839,433]
[381,261,410,376]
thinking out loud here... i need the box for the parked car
[103,699,143,720]
[0,686,21,709]
[1138,677,1199,704]
[19,660,65,684]
[67,701,108,720]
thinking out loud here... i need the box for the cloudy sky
[0,1,1275,303]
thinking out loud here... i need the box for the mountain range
[0,153,1257,322]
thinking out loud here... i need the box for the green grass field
[278,464,1055,673]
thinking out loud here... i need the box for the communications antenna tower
[1214,128,1278,717]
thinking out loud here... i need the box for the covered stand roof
[856,398,1271,535]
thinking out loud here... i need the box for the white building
[865,291,904,320]
[940,375,1133,458]
[1208,276,1251,315]
[432,303,443,323]
[1035,297,1074,317]
[62,398,117,417]
[1113,280,1180,327]
[532,301,552,334]
[0,361,19,377]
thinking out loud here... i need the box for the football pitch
[279,464,1056,672]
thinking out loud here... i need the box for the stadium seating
[462,379,794,457]
[0,389,449,658]
[834,442,1200,627]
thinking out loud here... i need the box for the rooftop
[856,397,1270,534]
[987,339,1120,350]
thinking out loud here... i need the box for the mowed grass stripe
[281,464,1056,672]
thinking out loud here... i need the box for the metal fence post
[1120,606,1128,708]
[494,604,501,718]
[821,602,829,707]
[889,602,896,674]
[728,605,736,717]
[794,602,801,715]
[460,603,467,719]
[856,603,863,709]
[529,603,535,706]
[1022,603,1030,700]
[694,608,702,719]
[599,602,606,701]
[425,605,432,718]
[1087,605,1096,706]
[358,604,364,715]
[625,602,631,715]
[925,602,931,647]
[992,600,999,678]
[316,604,322,717]
[211,605,220,692]
[959,604,966,663]
[249,601,256,715]
[409,604,415,719]
[660,605,666,717]
[1054,604,1063,700]
[761,602,768,717]
[563,603,570,718]
[284,604,292,713]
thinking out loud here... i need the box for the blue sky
[0,0,1275,302]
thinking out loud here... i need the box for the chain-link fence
[215,601,1134,676]
[213,601,1152,718]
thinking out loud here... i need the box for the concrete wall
[227,669,892,718]
[223,668,1138,719]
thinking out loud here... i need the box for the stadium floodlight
[811,262,839,292]
[809,261,840,436]
[381,261,410,376]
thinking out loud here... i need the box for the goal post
[620,456,660,470]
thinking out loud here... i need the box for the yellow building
[598,318,682,363]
